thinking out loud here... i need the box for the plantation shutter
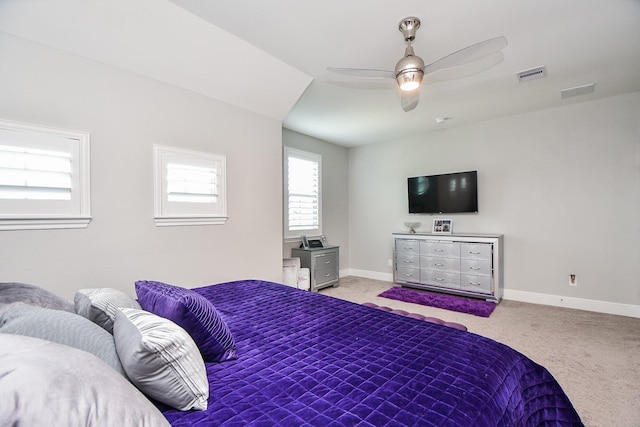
[153,145,227,226]
[166,163,217,204]
[286,149,320,233]
[0,145,72,201]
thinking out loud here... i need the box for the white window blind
[0,120,91,230]
[166,163,218,204]
[284,147,321,238]
[154,145,227,226]
[0,145,72,200]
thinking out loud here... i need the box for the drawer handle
[403,260,413,263]
[324,273,331,277]
[434,249,445,252]
[469,267,481,270]
[324,261,331,264]
[469,251,481,255]
[434,277,445,281]
[403,273,414,277]
[469,282,481,286]
[434,263,445,267]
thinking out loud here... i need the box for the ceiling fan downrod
[395,17,424,91]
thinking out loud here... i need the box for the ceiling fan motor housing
[395,46,425,91]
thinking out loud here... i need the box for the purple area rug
[378,287,497,317]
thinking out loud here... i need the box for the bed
[161,280,582,426]
[0,279,582,426]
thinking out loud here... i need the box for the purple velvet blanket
[161,280,582,426]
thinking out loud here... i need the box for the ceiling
[2,0,639,147]
[172,0,640,146]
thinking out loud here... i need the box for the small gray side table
[291,245,339,291]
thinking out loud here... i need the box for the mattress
[161,280,582,426]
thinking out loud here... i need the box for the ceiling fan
[327,17,508,112]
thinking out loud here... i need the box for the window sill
[0,216,92,231]
[284,234,323,244]
[154,216,228,227]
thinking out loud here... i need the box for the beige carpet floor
[319,276,640,427]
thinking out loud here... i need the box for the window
[0,120,90,230]
[154,145,227,226]
[284,147,321,239]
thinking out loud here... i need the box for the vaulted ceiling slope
[0,0,312,122]
[172,0,640,146]
[2,1,639,147]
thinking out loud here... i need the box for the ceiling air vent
[517,66,547,82]
[561,83,596,99]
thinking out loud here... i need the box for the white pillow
[75,288,141,333]
[0,334,170,427]
[113,307,209,411]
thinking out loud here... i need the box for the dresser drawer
[313,252,337,269]
[420,269,460,289]
[396,253,419,268]
[420,241,459,258]
[396,266,420,283]
[460,274,492,294]
[460,243,492,260]
[314,266,338,285]
[460,258,492,277]
[420,256,460,272]
[395,239,420,255]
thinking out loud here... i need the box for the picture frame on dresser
[432,219,452,234]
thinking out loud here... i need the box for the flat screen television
[408,170,478,214]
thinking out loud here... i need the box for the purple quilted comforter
[161,280,582,426]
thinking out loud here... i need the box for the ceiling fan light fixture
[397,70,423,91]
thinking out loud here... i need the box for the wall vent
[561,83,596,99]
[517,66,547,82]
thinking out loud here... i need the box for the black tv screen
[408,171,478,214]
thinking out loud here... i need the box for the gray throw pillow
[0,334,170,427]
[113,307,209,411]
[0,282,74,314]
[0,304,125,376]
[75,287,141,333]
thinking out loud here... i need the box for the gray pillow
[0,282,74,314]
[0,304,125,376]
[114,307,209,411]
[0,334,170,427]
[75,287,141,333]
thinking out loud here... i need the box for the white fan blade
[327,67,395,79]
[401,90,420,112]
[425,51,504,83]
[424,36,507,75]
[326,80,394,90]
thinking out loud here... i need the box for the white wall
[2,32,638,315]
[0,34,284,299]
[348,92,640,310]
[282,130,349,272]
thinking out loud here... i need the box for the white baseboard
[503,289,640,318]
[342,269,640,319]
[343,268,393,282]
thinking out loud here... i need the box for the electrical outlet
[569,274,577,287]
[388,259,393,267]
